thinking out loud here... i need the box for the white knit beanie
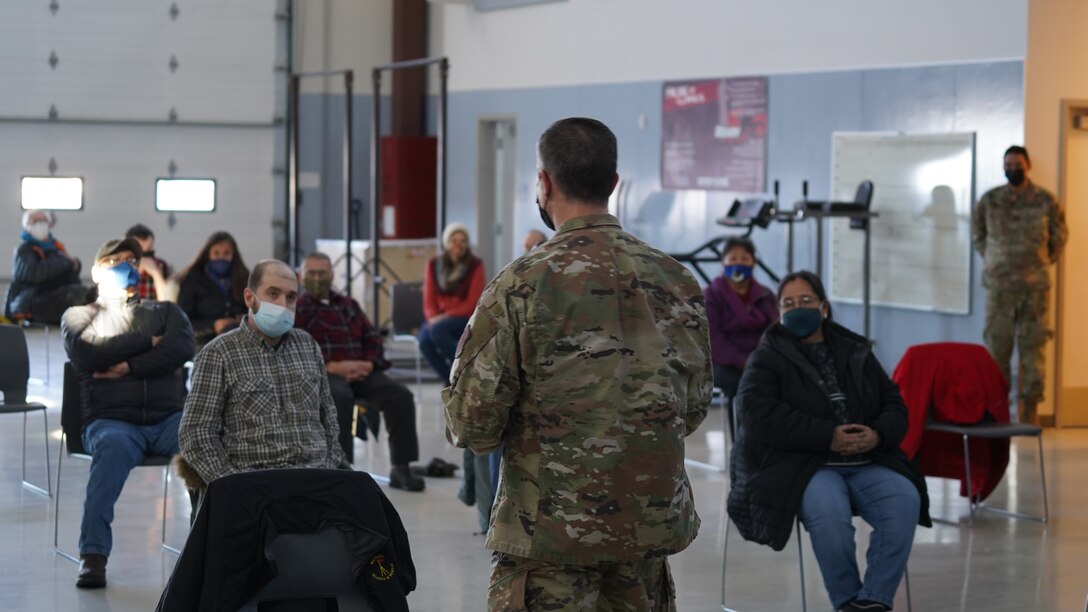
[441,222,471,246]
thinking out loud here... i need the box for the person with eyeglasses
[60,238,195,589]
[727,270,930,612]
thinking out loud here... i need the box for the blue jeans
[79,412,182,557]
[418,316,469,383]
[798,464,919,610]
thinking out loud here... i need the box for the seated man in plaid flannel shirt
[295,252,425,492]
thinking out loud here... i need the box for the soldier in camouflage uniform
[443,117,712,612]
[973,145,1068,423]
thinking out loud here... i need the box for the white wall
[430,0,1027,91]
[294,0,393,94]
[0,0,281,283]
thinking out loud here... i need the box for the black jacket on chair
[157,468,416,612]
[61,298,194,428]
[727,321,931,551]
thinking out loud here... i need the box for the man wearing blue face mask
[61,238,195,589]
[178,259,344,493]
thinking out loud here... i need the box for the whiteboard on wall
[828,132,975,314]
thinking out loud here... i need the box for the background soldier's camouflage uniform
[973,180,1067,421]
[443,213,712,611]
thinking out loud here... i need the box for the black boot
[76,554,107,589]
[389,464,425,491]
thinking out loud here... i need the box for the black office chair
[0,324,52,496]
[389,281,425,398]
[53,362,180,562]
[18,319,54,385]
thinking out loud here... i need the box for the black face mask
[1005,169,1026,187]
[536,197,555,231]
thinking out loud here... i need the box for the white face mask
[27,222,50,242]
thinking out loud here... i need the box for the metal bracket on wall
[49,0,59,16]
[48,105,58,120]
[169,2,179,20]
[169,55,179,73]
[48,158,58,176]
[48,51,58,70]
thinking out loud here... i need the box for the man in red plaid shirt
[295,252,425,491]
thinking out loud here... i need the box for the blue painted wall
[300,60,1023,368]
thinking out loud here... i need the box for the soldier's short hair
[538,117,617,204]
[1004,145,1030,164]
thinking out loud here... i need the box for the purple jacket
[704,275,779,369]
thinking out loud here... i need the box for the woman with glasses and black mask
[727,270,930,612]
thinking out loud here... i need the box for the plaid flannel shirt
[178,317,343,483]
[294,290,391,370]
[136,256,172,301]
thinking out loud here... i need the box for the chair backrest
[0,324,31,404]
[854,180,874,209]
[61,362,89,455]
[389,282,424,337]
[240,529,375,612]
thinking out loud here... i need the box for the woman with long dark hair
[177,231,250,350]
[728,271,930,612]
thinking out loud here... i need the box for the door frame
[475,115,518,276]
[1054,98,1088,427]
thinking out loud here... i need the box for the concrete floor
[2,326,1086,611]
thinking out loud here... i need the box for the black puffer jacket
[727,321,931,551]
[62,298,195,428]
[177,270,246,349]
[5,240,86,321]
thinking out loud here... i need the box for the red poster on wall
[661,76,768,192]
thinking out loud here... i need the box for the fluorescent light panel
[156,178,216,212]
[21,176,84,210]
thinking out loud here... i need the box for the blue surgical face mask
[781,306,824,338]
[724,264,753,282]
[251,299,295,338]
[206,258,232,278]
[100,261,140,293]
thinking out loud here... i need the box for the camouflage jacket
[973,181,1067,289]
[443,213,712,564]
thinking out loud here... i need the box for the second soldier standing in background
[443,117,712,611]
[973,145,1067,424]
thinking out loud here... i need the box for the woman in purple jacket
[704,237,779,420]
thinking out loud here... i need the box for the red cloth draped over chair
[893,342,1010,501]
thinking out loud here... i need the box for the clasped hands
[326,360,374,382]
[830,423,880,455]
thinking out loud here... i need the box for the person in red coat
[419,222,486,383]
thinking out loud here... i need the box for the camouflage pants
[983,285,1051,412]
[488,551,676,612]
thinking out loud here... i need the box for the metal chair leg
[905,565,912,612]
[54,434,79,563]
[720,518,733,611]
[162,466,181,554]
[961,433,975,525]
[21,409,52,496]
[1037,434,1049,524]
[796,520,807,612]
